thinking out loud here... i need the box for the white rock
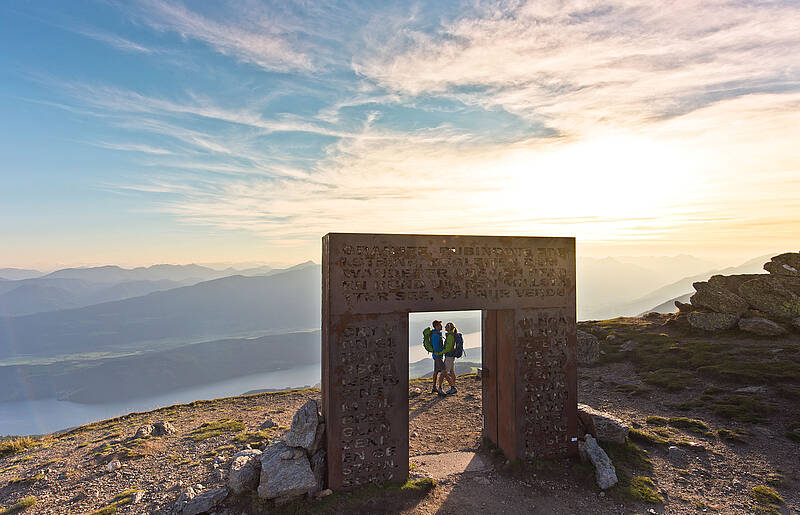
[285,400,321,450]
[105,459,121,472]
[257,441,317,500]
[228,449,262,494]
[583,435,618,490]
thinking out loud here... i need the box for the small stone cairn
[678,252,800,336]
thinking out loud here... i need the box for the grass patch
[187,418,245,441]
[232,429,274,446]
[667,417,710,434]
[86,488,141,514]
[0,496,36,514]
[645,416,668,426]
[628,429,668,445]
[601,440,652,472]
[751,485,783,509]
[8,473,44,485]
[615,384,651,395]
[643,369,695,391]
[628,476,663,503]
[765,473,784,486]
[0,464,20,473]
[712,395,774,423]
[0,437,39,459]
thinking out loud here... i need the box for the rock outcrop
[687,312,739,332]
[738,317,788,336]
[763,252,800,276]
[681,252,800,335]
[577,404,629,444]
[690,282,749,315]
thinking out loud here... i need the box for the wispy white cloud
[355,0,800,134]
[128,0,313,72]
[90,141,173,155]
[74,28,154,54]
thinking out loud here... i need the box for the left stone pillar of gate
[322,235,409,490]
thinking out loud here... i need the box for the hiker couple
[423,320,464,396]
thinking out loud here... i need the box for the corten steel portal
[322,233,577,491]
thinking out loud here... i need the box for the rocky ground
[1,313,798,514]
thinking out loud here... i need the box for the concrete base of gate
[410,452,492,480]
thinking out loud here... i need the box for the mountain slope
[0,266,321,360]
[605,253,773,319]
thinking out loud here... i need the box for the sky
[1,0,798,269]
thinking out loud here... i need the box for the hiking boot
[430,386,438,394]
[437,387,446,397]
[446,387,457,395]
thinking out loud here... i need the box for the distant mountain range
[0,265,321,361]
[0,261,316,317]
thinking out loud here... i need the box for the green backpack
[422,327,434,353]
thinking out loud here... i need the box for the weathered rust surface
[496,309,516,459]
[516,307,577,459]
[323,312,408,490]
[323,233,576,489]
[326,233,574,315]
[481,310,498,444]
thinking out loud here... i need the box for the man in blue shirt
[430,320,445,394]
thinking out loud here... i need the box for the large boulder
[690,282,749,315]
[581,435,618,490]
[687,312,739,332]
[182,487,228,515]
[764,252,800,276]
[707,274,763,295]
[576,330,600,366]
[258,441,317,501]
[738,317,788,336]
[285,400,321,450]
[738,276,800,320]
[228,449,262,494]
[577,404,628,444]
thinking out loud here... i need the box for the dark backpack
[454,332,464,358]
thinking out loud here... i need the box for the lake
[1,330,483,436]
[0,363,320,436]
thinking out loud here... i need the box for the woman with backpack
[440,322,463,395]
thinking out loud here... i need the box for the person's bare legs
[431,370,439,392]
